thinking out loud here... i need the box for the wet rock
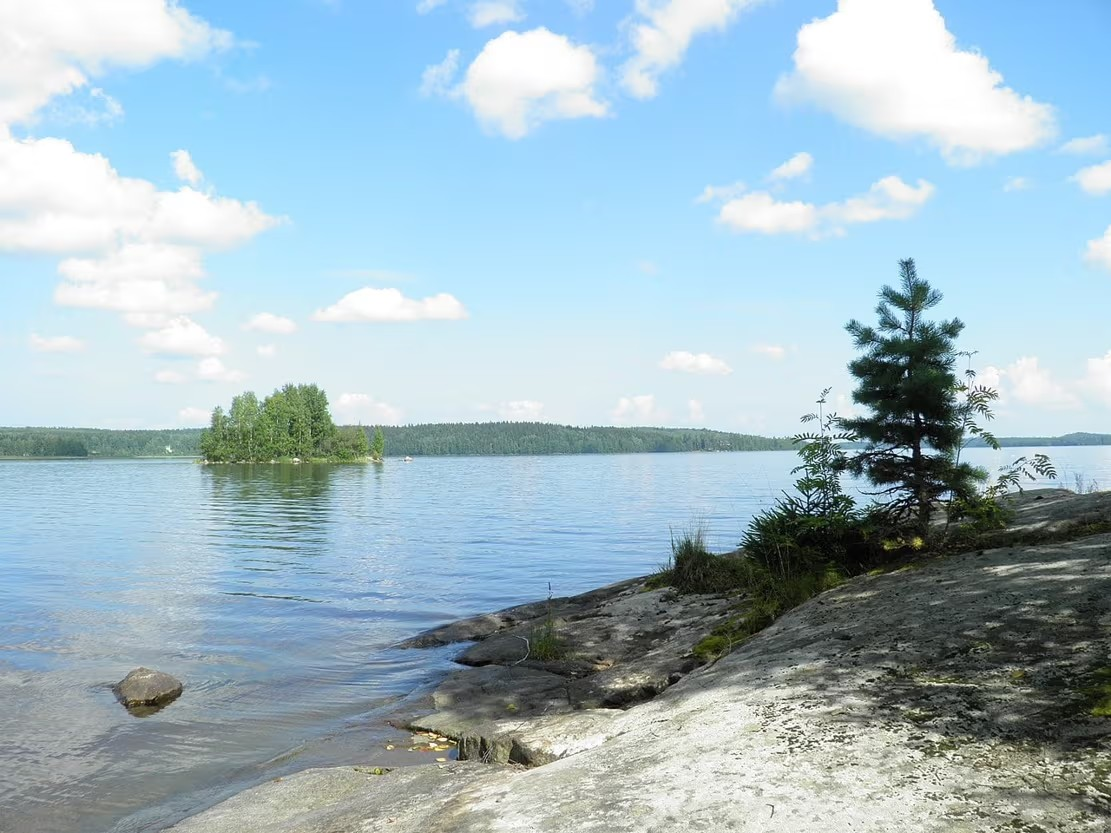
[113,667,183,710]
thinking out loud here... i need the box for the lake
[1,447,1109,832]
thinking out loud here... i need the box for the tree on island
[371,427,386,461]
[842,259,986,533]
[200,383,369,462]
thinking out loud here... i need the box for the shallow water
[1,447,1108,832]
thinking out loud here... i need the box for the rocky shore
[169,489,1111,832]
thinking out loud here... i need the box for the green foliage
[528,583,565,661]
[742,390,877,578]
[0,428,199,458]
[667,527,753,594]
[843,259,985,533]
[370,427,386,461]
[377,422,794,457]
[200,384,366,463]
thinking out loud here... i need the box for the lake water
[2,447,1109,832]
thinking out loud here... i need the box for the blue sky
[3,0,1111,435]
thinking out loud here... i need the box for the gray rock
[113,667,183,710]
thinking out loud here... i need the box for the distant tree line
[373,422,796,456]
[0,428,202,458]
[199,384,369,462]
[0,422,1106,460]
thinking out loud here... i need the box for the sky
[3,0,1111,436]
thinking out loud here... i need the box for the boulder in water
[113,667,183,710]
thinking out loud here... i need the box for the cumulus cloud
[154,368,186,383]
[713,175,934,236]
[242,312,297,334]
[332,393,403,425]
[196,356,246,382]
[776,0,1056,164]
[1071,161,1111,196]
[752,344,785,359]
[687,399,705,423]
[29,333,85,352]
[498,400,544,421]
[612,394,665,425]
[999,357,1080,410]
[1059,135,1108,156]
[456,28,606,138]
[178,406,211,425]
[0,0,231,126]
[138,316,225,356]
[170,149,203,185]
[1085,225,1111,272]
[469,1,524,28]
[621,0,764,99]
[2,138,282,323]
[1084,351,1111,406]
[312,287,468,322]
[768,151,813,182]
[659,350,732,375]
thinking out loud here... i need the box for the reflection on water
[0,448,1108,832]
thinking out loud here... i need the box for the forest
[199,384,370,462]
[0,423,1106,459]
[376,422,795,456]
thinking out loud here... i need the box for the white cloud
[659,350,732,375]
[768,151,813,181]
[0,138,280,323]
[776,0,1056,164]
[0,0,232,126]
[566,0,594,13]
[45,86,124,127]
[1071,161,1111,196]
[469,1,524,28]
[417,0,448,12]
[256,344,277,358]
[498,400,544,420]
[178,406,211,425]
[29,333,85,353]
[719,192,817,235]
[715,175,934,236]
[1059,135,1108,156]
[1003,176,1031,193]
[312,287,468,322]
[612,394,665,425]
[1084,351,1111,406]
[420,50,461,98]
[1000,356,1079,410]
[170,149,203,185]
[752,344,785,359]
[695,181,746,204]
[138,316,225,356]
[154,368,186,384]
[242,312,297,334]
[978,365,1002,395]
[621,0,764,100]
[459,28,606,139]
[687,399,705,423]
[333,393,403,425]
[1085,225,1111,272]
[196,356,245,382]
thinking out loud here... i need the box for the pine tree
[842,259,985,533]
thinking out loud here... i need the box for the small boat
[403,456,414,463]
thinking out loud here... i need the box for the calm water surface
[1,448,1109,832]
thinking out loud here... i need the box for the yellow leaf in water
[385,745,395,750]
[436,757,447,763]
